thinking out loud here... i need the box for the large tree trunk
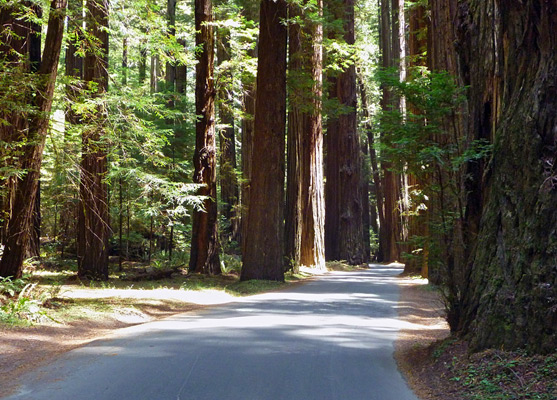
[453,0,557,354]
[0,0,67,278]
[286,0,325,271]
[241,0,287,281]
[325,0,366,265]
[189,0,221,275]
[77,0,110,280]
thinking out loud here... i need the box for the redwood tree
[0,0,68,278]
[325,0,366,265]
[189,0,221,274]
[453,0,557,353]
[77,0,110,280]
[241,0,288,281]
[285,0,325,271]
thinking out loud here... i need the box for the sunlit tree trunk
[77,0,110,280]
[217,26,239,243]
[286,0,325,271]
[241,0,287,281]
[189,0,221,274]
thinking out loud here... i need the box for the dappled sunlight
[6,265,421,400]
[68,266,412,358]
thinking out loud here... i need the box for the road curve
[4,265,418,400]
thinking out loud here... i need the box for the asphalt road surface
[4,265,419,400]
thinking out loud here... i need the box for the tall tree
[453,0,557,353]
[325,0,366,265]
[77,0,110,280]
[217,24,239,243]
[241,0,288,281]
[189,0,221,274]
[0,0,68,278]
[378,0,402,262]
[285,0,325,271]
[239,2,258,257]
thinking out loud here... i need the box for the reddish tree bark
[189,0,221,274]
[241,0,288,281]
[0,0,68,278]
[286,0,325,271]
[325,0,366,265]
[77,0,110,280]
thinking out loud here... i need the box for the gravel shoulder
[394,276,462,400]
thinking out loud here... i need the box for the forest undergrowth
[396,276,557,400]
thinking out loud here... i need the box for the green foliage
[220,253,242,274]
[376,67,493,317]
[0,276,27,297]
[449,351,557,400]
[0,278,58,324]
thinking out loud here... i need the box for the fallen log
[120,265,185,281]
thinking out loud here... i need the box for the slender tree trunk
[241,0,287,281]
[139,41,147,84]
[77,0,110,280]
[358,77,385,261]
[0,0,68,278]
[166,0,177,92]
[176,39,187,94]
[189,0,221,275]
[27,4,42,261]
[217,26,239,243]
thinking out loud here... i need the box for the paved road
[4,265,418,400]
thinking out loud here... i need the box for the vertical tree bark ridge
[241,0,287,281]
[379,0,402,263]
[300,0,325,271]
[0,0,68,278]
[77,0,110,280]
[189,0,221,275]
[455,0,557,353]
[285,10,303,268]
[337,0,366,265]
[286,0,325,271]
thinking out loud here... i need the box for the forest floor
[396,275,557,400]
